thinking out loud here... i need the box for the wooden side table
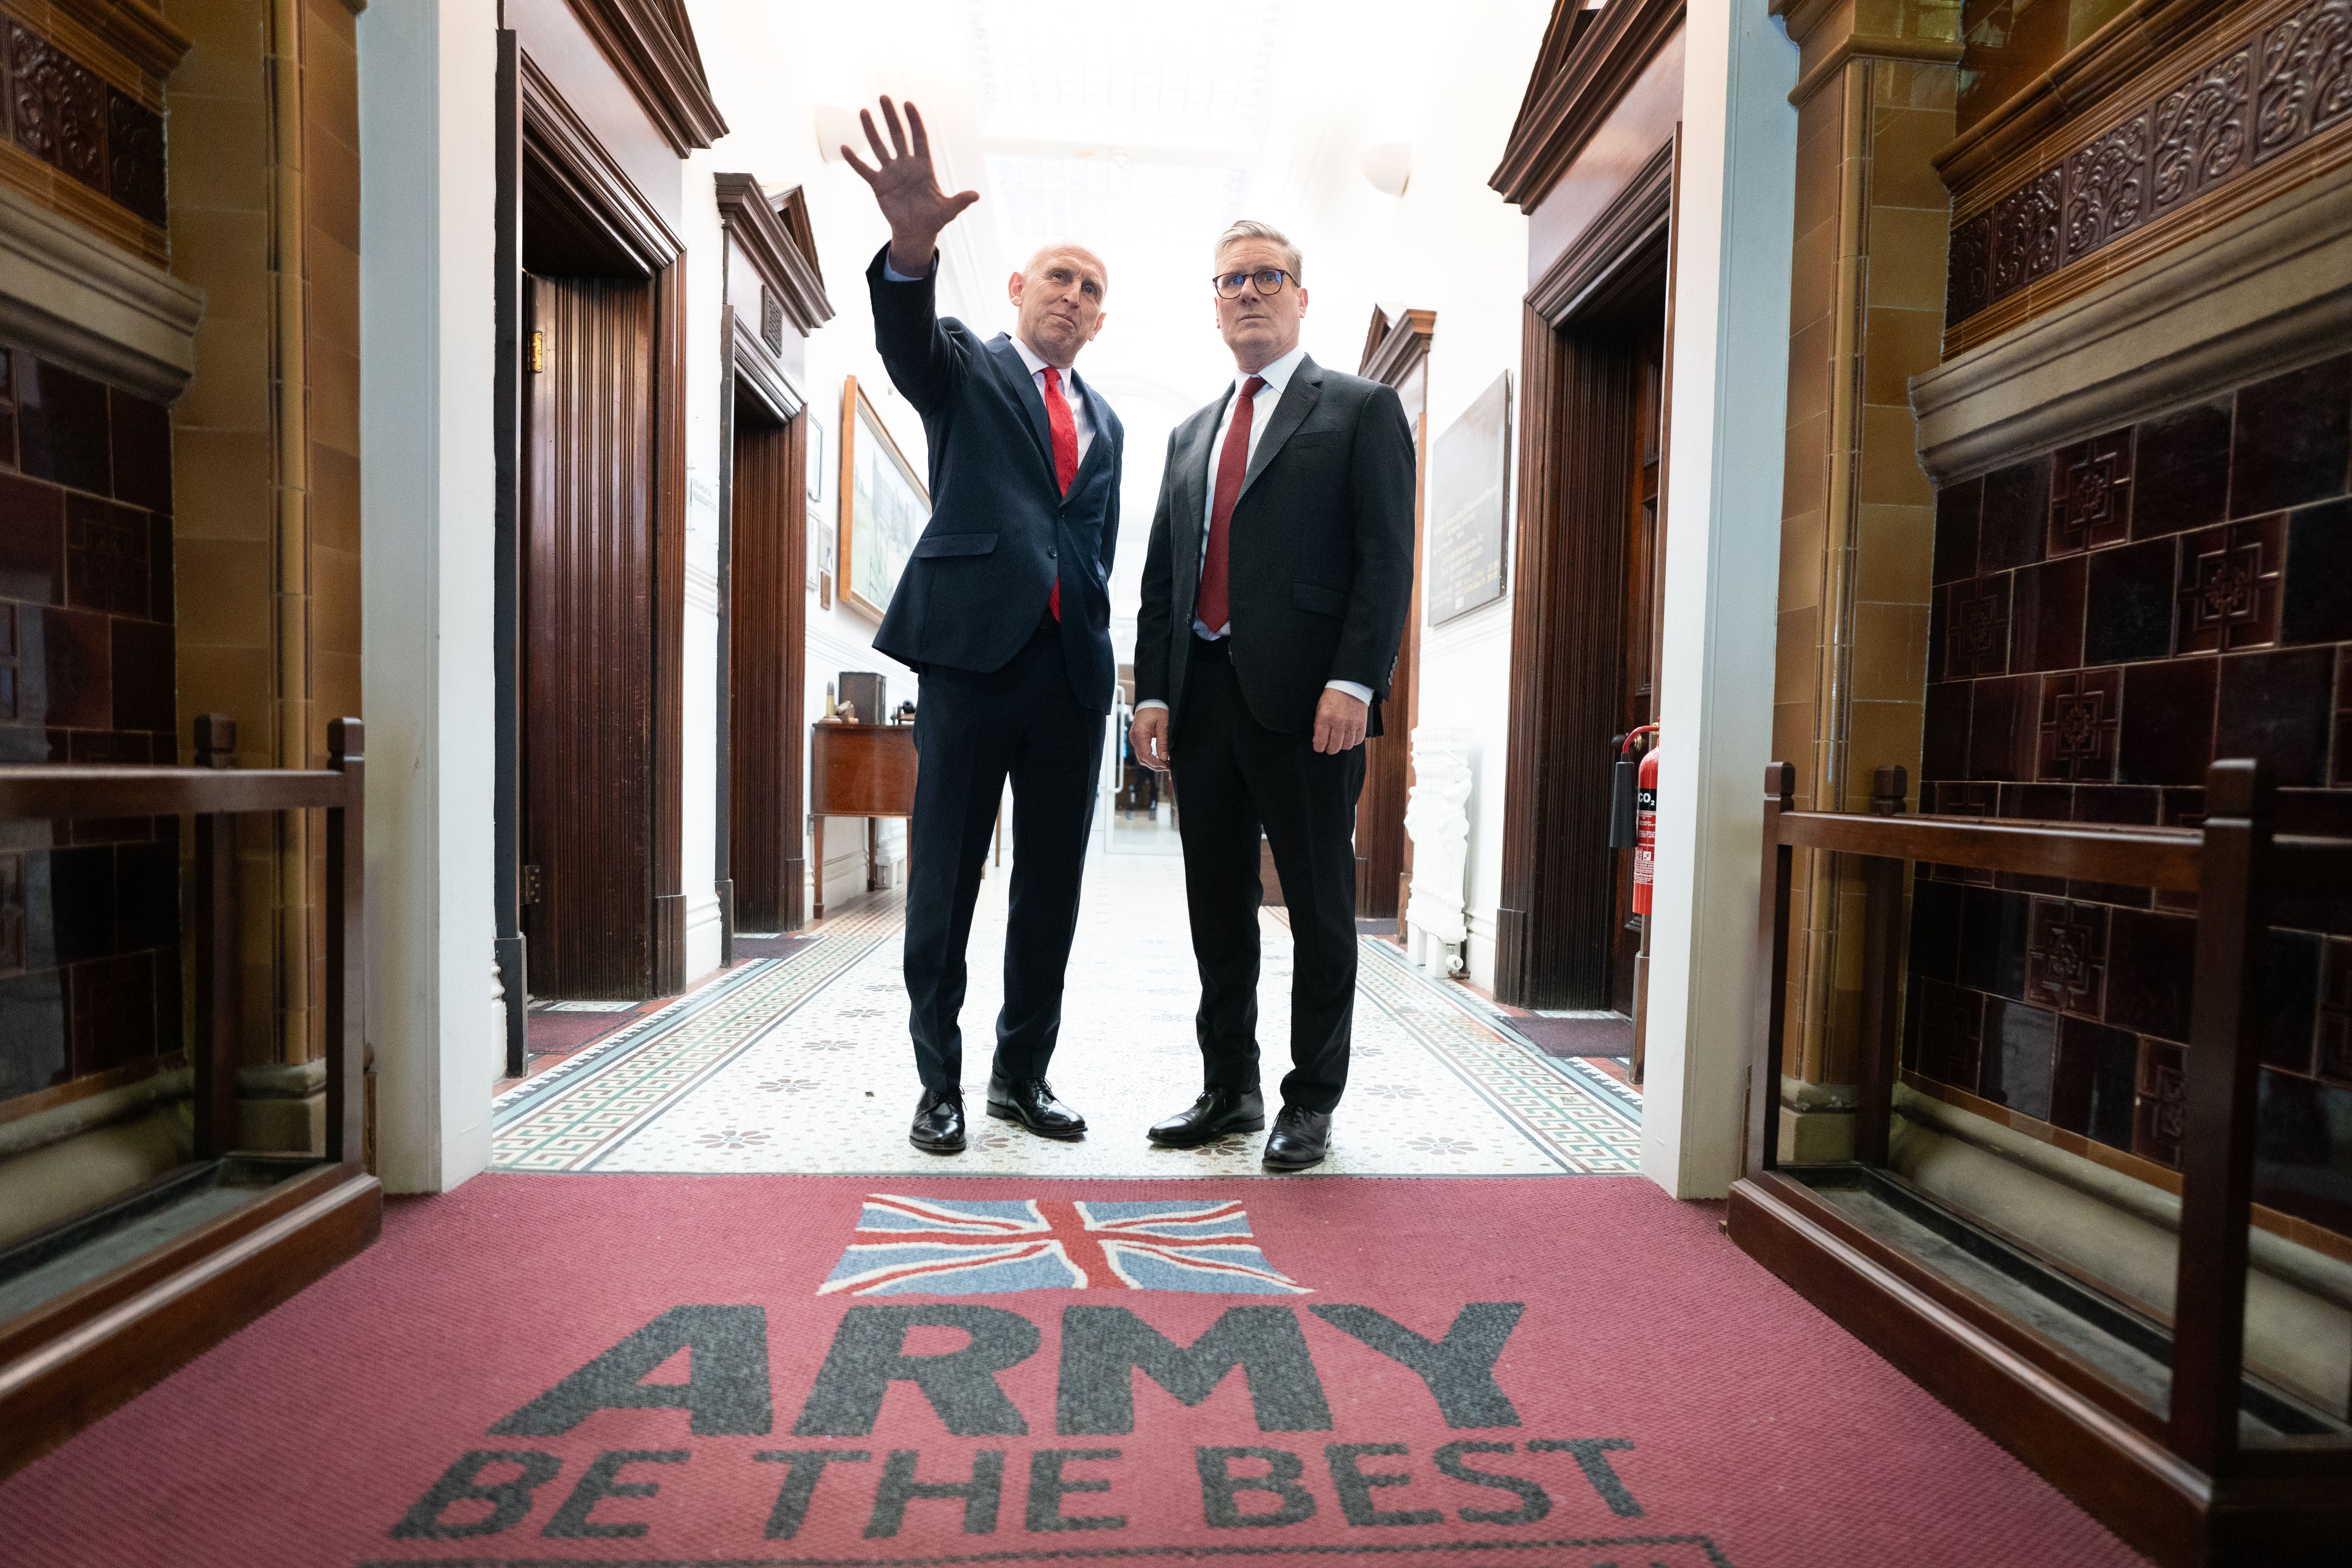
[808,720,917,919]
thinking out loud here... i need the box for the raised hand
[841,97,979,276]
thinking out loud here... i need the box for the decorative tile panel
[3,20,167,228]
[1943,574,2012,677]
[1920,353,2352,1235]
[2026,899,2108,1013]
[1988,168,2062,305]
[2152,48,2254,218]
[2037,667,2120,781]
[0,351,177,1111]
[1948,0,2352,329]
[104,89,164,225]
[2048,430,2133,555]
[2134,1040,2189,1166]
[2062,114,2149,262]
[2253,0,2352,164]
[2178,516,2284,652]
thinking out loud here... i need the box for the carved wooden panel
[522,274,656,998]
[1947,0,2352,330]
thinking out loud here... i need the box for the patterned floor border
[1357,947,1647,1129]
[1351,937,1642,1172]
[493,890,1640,1178]
[490,896,904,1169]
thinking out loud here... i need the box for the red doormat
[0,1174,2143,1568]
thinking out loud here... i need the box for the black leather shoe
[909,1088,966,1154]
[1147,1086,1266,1148]
[987,1074,1087,1139]
[1261,1105,1331,1171]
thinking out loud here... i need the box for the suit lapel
[1066,374,1113,497]
[1238,356,1322,502]
[1174,389,1229,611]
[985,335,1057,484]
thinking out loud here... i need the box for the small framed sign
[836,376,928,624]
[1426,372,1512,625]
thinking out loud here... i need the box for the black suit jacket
[1135,355,1415,737]
[866,247,1124,715]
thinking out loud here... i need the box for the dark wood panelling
[728,405,808,931]
[1490,0,1684,212]
[522,274,655,998]
[1495,308,1641,1007]
[561,0,727,157]
[1354,308,1434,922]
[713,173,834,335]
[652,262,685,994]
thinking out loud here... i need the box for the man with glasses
[843,98,1124,1155]
[1129,220,1415,1171]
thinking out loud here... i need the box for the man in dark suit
[844,98,1124,1155]
[1129,220,1415,1171]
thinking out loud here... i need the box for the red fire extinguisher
[1609,724,1660,916]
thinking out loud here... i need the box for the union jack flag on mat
[817,1194,1310,1296]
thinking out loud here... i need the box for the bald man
[846,98,1126,1155]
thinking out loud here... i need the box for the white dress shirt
[1136,344,1371,714]
[1006,335,1094,464]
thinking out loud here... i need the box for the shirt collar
[1010,335,1072,387]
[1235,343,1307,399]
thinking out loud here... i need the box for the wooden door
[1609,340,1665,1013]
[521,273,656,997]
[728,400,809,931]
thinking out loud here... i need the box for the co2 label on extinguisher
[1633,785,1657,913]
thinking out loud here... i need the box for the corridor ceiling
[791,0,1423,409]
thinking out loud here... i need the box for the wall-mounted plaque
[1425,372,1511,625]
[836,376,928,624]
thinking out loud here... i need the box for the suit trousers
[904,615,1104,1097]
[1172,634,1365,1114]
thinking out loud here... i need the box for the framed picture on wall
[805,411,828,504]
[1425,371,1512,625]
[836,376,927,623]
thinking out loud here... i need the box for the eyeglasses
[1212,267,1297,299]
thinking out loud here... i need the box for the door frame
[713,177,833,954]
[1494,141,1674,1009]
[508,56,687,1000]
[1355,307,1436,923]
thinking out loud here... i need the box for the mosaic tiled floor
[490,857,1641,1177]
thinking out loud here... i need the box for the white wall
[1267,0,1552,990]
[678,159,726,982]
[1639,0,1799,1198]
[692,0,988,916]
[357,0,503,1193]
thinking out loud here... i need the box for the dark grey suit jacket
[1134,354,1416,737]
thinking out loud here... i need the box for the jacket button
[1048,547,1058,558]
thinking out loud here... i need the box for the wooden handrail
[0,767,358,819]
[1773,806,2204,891]
[6,717,367,1172]
[1746,756,2348,1477]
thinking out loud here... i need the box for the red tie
[1193,375,1265,635]
[1042,366,1078,621]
